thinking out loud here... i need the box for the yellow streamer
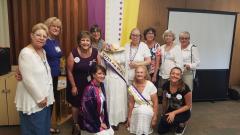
[120,0,140,46]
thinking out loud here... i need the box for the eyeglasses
[50,25,61,29]
[179,37,189,40]
[34,33,48,39]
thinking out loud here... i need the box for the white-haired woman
[179,31,200,91]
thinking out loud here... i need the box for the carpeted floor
[1,100,240,135]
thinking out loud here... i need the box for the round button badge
[176,94,182,100]
[74,57,80,63]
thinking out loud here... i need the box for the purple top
[43,38,62,77]
[66,47,98,107]
[80,81,110,133]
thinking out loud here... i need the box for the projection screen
[168,9,236,69]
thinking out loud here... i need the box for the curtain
[7,0,88,64]
[0,0,10,48]
[87,0,105,39]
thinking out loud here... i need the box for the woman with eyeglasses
[15,23,54,135]
[143,27,161,87]
[179,31,200,91]
[15,17,63,134]
[125,28,151,84]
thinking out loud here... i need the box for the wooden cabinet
[51,76,72,126]
[57,80,72,125]
[0,72,19,125]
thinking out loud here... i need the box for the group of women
[15,16,200,135]
[123,28,200,135]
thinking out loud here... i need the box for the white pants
[183,71,194,91]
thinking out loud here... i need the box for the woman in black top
[158,67,192,135]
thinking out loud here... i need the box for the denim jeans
[19,106,51,135]
[158,110,191,134]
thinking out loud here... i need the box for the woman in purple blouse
[80,65,114,135]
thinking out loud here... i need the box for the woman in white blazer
[15,23,54,135]
[179,31,200,91]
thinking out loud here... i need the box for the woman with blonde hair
[15,23,54,135]
[44,17,63,134]
[127,65,158,135]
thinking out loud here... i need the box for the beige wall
[0,0,10,48]
[137,0,240,86]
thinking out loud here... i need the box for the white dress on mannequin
[104,50,128,126]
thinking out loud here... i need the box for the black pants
[150,70,160,88]
[50,76,60,118]
[158,110,191,134]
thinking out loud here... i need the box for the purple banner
[87,0,105,39]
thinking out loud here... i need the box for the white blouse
[133,81,157,107]
[181,43,200,71]
[125,42,151,81]
[15,47,54,115]
[159,44,183,79]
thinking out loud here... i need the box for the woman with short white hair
[179,31,200,91]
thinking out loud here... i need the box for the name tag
[55,46,61,53]
[87,75,91,82]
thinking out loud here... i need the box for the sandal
[50,128,60,134]
[72,123,81,135]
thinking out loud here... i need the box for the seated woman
[80,65,114,135]
[158,67,192,135]
[127,66,158,135]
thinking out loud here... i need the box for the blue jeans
[158,110,191,134]
[19,106,51,135]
